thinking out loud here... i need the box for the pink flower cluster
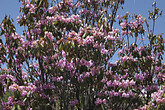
[52,76,63,82]
[106,79,135,89]
[69,99,78,106]
[0,74,17,83]
[9,83,36,97]
[45,31,54,41]
[95,98,106,105]
[25,4,36,13]
[151,89,165,103]
[119,14,144,36]
[46,14,82,24]
[77,59,94,67]
[135,74,145,81]
[109,90,135,98]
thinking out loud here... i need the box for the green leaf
[97,12,105,26]
[36,50,40,57]
[27,91,31,97]
[101,104,105,110]
[59,43,63,51]
[54,21,58,25]
[23,98,27,102]
[38,0,43,7]
[82,32,86,38]
[11,105,16,110]
[17,105,21,110]
[135,30,138,37]
[99,25,103,31]
[49,66,52,70]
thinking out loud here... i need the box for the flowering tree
[0,0,165,110]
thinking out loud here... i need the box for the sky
[0,0,165,35]
[120,0,165,35]
[0,0,165,63]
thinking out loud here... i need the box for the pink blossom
[107,80,112,87]
[70,99,78,106]
[120,22,127,29]
[106,35,115,40]
[101,48,109,54]
[9,84,19,92]
[95,98,102,105]
[22,90,27,97]
[91,67,95,76]
[122,93,130,98]
[18,86,25,92]
[48,7,56,13]
[84,72,90,77]
[102,99,106,104]
[117,15,120,19]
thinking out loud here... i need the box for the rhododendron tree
[0,0,165,110]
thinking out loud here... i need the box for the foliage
[0,0,165,110]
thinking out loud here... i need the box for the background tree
[0,0,165,110]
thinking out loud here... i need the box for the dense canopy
[0,0,165,110]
